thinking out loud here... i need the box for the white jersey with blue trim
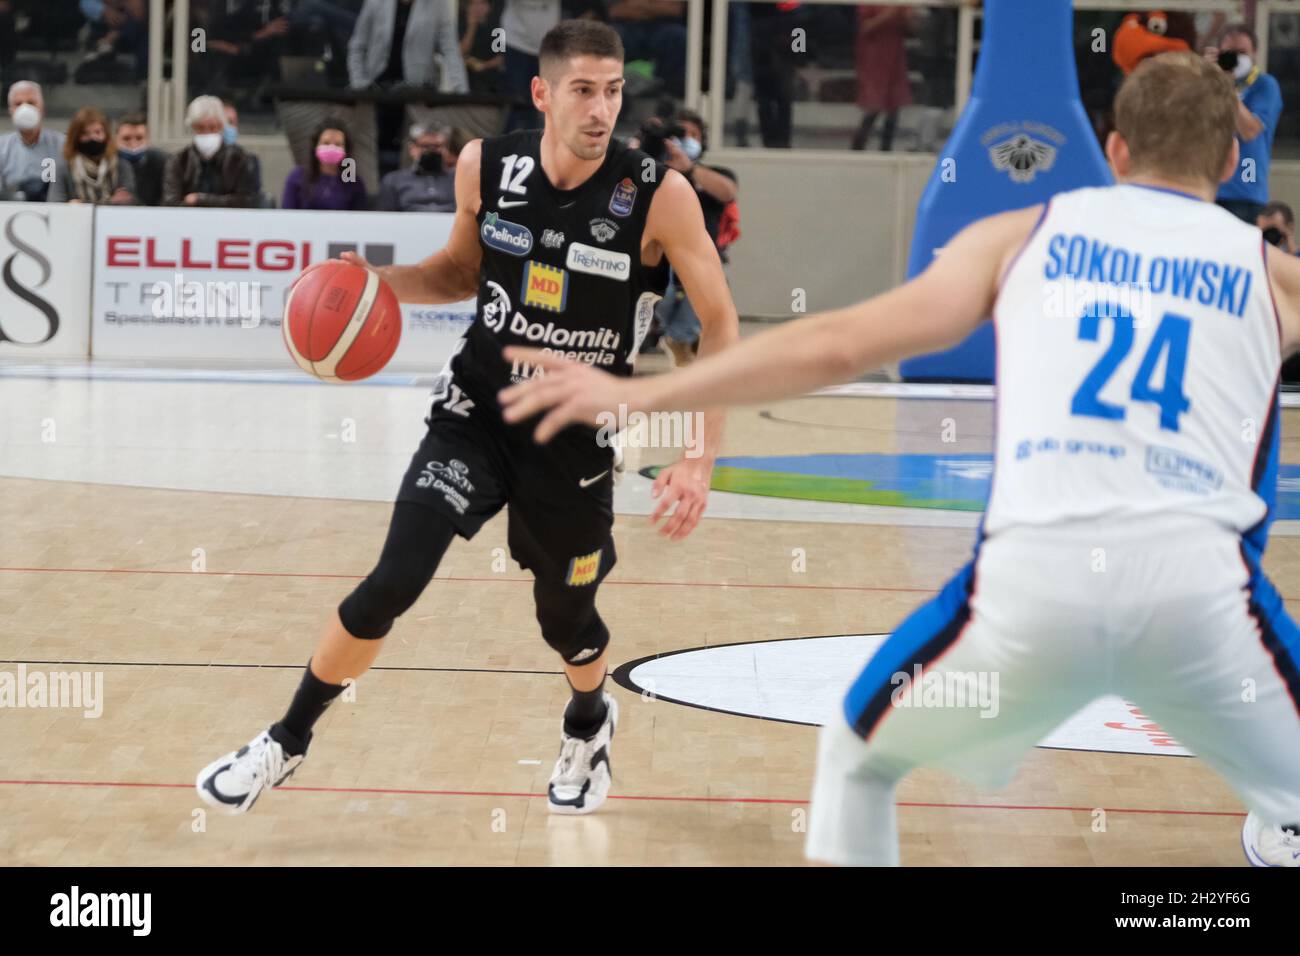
[985,183,1281,538]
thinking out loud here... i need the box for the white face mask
[12,103,41,132]
[193,132,223,159]
[1234,54,1254,80]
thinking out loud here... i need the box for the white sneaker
[196,729,305,815]
[548,694,618,815]
[1242,812,1300,866]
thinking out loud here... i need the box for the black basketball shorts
[395,388,618,589]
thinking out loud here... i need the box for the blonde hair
[1114,51,1237,186]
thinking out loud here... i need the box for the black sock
[271,661,345,755]
[563,677,608,739]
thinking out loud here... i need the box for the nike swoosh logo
[498,199,527,208]
[579,471,609,488]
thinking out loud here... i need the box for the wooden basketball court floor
[3,359,1298,866]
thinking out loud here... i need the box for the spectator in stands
[348,0,469,91]
[289,0,361,73]
[78,0,149,81]
[283,118,368,210]
[1206,25,1283,223]
[501,0,560,131]
[607,0,687,99]
[207,0,294,88]
[0,82,65,202]
[48,106,136,204]
[351,0,469,176]
[221,100,264,196]
[461,0,505,93]
[0,3,14,91]
[645,110,739,366]
[1258,201,1297,254]
[377,125,461,212]
[162,95,258,207]
[851,4,913,151]
[749,3,807,148]
[114,112,168,206]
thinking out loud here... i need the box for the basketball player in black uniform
[197,20,740,815]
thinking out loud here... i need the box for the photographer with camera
[1205,24,1282,223]
[1258,201,1297,255]
[633,109,739,366]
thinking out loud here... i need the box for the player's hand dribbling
[338,251,375,273]
[498,346,640,442]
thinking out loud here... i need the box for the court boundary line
[0,778,1246,817]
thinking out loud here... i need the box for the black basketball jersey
[450,129,668,406]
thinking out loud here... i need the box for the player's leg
[1110,539,1300,867]
[197,411,506,814]
[807,537,1107,866]
[507,463,620,814]
[538,574,620,814]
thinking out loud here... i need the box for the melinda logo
[481,213,533,256]
[566,242,630,281]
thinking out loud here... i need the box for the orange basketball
[283,260,402,382]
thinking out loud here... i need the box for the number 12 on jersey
[1071,308,1192,432]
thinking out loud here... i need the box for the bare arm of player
[638,168,743,540]
[340,140,485,304]
[1265,244,1300,359]
[499,205,1040,442]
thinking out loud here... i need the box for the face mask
[194,132,223,159]
[118,146,145,161]
[1234,54,1254,80]
[417,150,444,175]
[674,136,703,162]
[76,138,107,158]
[222,124,238,145]
[316,144,346,165]
[12,103,40,131]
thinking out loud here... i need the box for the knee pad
[338,502,456,639]
[533,581,611,665]
[339,560,431,639]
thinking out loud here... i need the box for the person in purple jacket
[282,119,368,210]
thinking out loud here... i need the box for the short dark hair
[117,111,147,128]
[676,108,707,148]
[1262,201,1295,227]
[538,19,623,79]
[1221,23,1258,52]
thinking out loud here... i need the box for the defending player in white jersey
[499,51,1300,866]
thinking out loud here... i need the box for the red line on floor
[3,565,1297,602]
[0,778,1247,817]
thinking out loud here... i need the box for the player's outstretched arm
[638,168,743,538]
[500,206,1039,443]
[1266,244,1300,359]
[342,140,485,304]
